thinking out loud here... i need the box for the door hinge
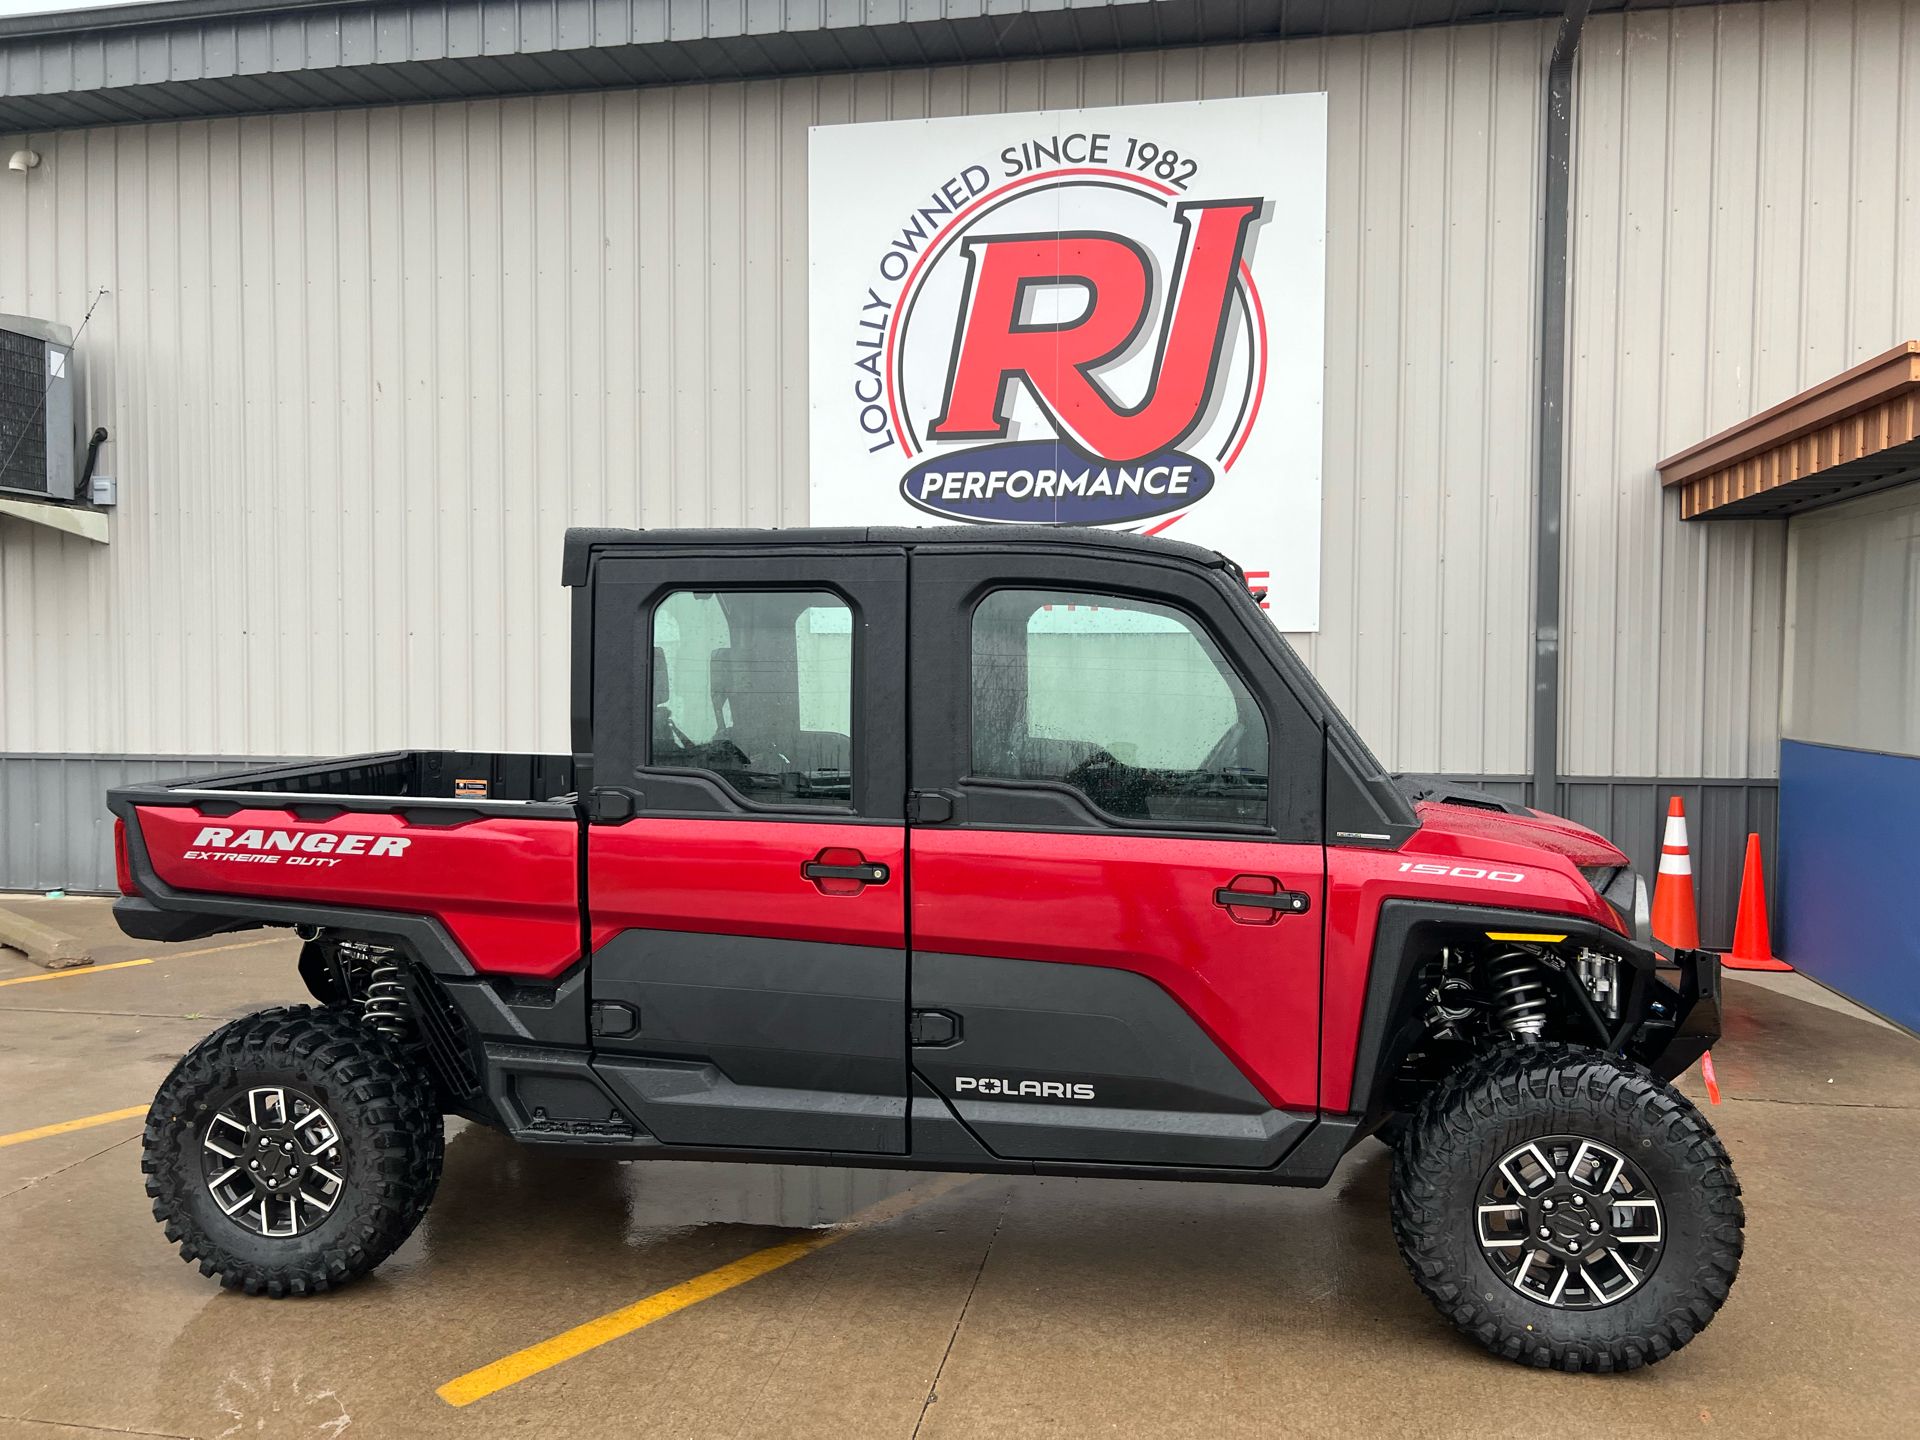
[906,790,954,824]
[590,1000,640,1038]
[909,1009,960,1046]
[587,787,637,824]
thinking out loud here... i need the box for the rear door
[584,546,909,1153]
[907,545,1325,1169]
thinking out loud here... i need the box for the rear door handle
[802,848,890,895]
[803,861,890,883]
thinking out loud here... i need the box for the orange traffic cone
[1724,832,1791,972]
[1651,796,1700,949]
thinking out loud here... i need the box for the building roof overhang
[1658,343,1920,521]
[0,0,1713,132]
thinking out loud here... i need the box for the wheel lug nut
[1588,1221,1600,1233]
[1573,1195,1585,1207]
[1542,1199,1554,1211]
[249,1161,259,1170]
[1571,1240,1582,1252]
[1539,1226,1551,1239]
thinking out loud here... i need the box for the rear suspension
[295,931,481,1107]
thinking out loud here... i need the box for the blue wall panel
[1779,739,1920,1033]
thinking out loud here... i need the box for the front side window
[971,589,1268,825]
[650,590,853,807]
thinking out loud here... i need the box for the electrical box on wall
[0,313,77,502]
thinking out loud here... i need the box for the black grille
[0,329,49,494]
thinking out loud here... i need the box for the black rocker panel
[910,953,1311,1168]
[588,928,905,1153]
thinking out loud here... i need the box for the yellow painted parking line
[0,935,284,989]
[0,1104,148,1149]
[439,1235,836,1407]
[438,1174,974,1408]
[0,957,153,987]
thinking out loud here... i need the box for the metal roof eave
[0,0,1713,132]
[1659,343,1920,521]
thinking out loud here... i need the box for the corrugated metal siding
[1783,485,1920,759]
[0,24,1550,777]
[0,1,1661,128]
[0,753,297,894]
[1563,0,1920,781]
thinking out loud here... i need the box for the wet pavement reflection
[3,902,1919,1439]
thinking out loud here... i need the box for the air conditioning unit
[0,313,76,502]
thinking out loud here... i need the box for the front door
[907,546,1325,1168]
[584,546,909,1153]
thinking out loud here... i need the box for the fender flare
[1347,898,1670,1118]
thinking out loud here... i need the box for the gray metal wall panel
[1783,486,1920,760]
[0,754,293,894]
[0,25,1550,778]
[0,1,1658,128]
[1564,0,1920,782]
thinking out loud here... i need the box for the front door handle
[802,847,889,895]
[1214,874,1311,925]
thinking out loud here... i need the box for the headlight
[1630,873,1651,944]
[1582,865,1650,942]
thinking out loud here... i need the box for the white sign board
[808,94,1327,630]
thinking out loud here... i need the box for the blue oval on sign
[899,441,1215,525]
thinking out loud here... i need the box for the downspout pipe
[1532,0,1588,815]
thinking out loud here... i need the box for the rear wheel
[143,1006,442,1296]
[1390,1042,1743,1371]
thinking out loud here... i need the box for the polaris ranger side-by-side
[111,527,1741,1372]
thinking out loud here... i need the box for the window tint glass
[972,589,1267,825]
[651,590,853,807]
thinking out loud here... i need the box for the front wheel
[1390,1042,1743,1371]
[143,1005,443,1296]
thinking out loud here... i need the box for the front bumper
[1642,947,1722,1082]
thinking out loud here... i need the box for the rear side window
[971,589,1268,825]
[650,590,853,807]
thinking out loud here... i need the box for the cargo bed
[108,750,585,975]
[153,749,578,805]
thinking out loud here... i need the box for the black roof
[561,524,1231,587]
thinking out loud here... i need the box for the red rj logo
[929,197,1263,465]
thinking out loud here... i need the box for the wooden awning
[1658,342,1920,519]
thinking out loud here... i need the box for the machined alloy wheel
[200,1085,346,1239]
[1474,1135,1665,1310]
[1391,1042,1743,1372]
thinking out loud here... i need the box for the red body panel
[1408,800,1629,868]
[909,828,1324,1109]
[1316,801,1628,1110]
[588,819,906,953]
[140,788,1631,1116]
[135,804,582,979]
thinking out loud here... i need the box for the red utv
[111,527,1740,1371]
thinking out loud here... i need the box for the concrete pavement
[2,898,1916,1438]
